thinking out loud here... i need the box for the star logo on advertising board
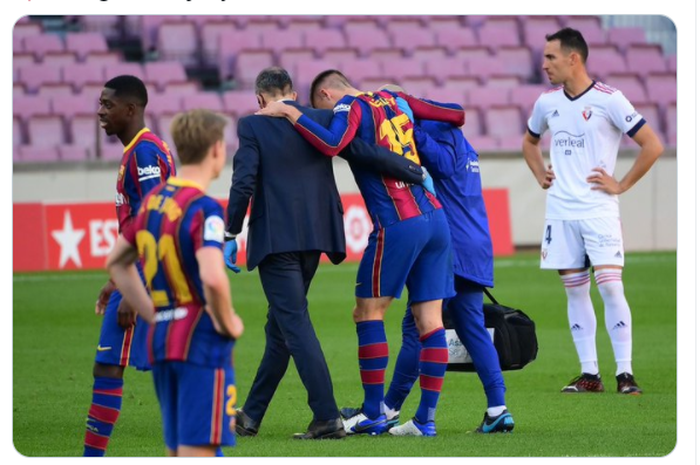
[50,210,85,268]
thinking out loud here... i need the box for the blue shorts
[94,265,151,370]
[356,209,455,302]
[152,361,237,450]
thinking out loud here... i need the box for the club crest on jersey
[582,107,593,121]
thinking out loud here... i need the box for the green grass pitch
[13,251,676,457]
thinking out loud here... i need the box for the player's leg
[348,295,393,430]
[257,252,341,425]
[383,304,421,426]
[390,209,452,437]
[83,290,128,457]
[239,300,291,433]
[584,218,641,394]
[346,225,405,434]
[84,264,151,456]
[542,219,602,392]
[448,278,513,433]
[175,361,237,455]
[151,362,180,455]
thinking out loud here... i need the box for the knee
[93,363,124,379]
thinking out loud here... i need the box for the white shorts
[540,217,625,270]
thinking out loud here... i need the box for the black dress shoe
[293,417,346,440]
[236,409,260,437]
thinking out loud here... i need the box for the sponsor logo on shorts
[155,307,189,322]
[97,345,112,352]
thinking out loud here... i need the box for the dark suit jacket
[226,101,424,270]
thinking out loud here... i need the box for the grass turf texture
[13,251,676,457]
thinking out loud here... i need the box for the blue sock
[83,377,123,456]
[356,320,389,420]
[415,328,448,424]
[384,309,421,411]
[215,447,224,457]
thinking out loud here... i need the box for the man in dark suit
[224,67,425,440]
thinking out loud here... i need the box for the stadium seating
[586,45,628,79]
[66,32,109,61]
[484,105,523,140]
[644,73,676,108]
[62,63,105,91]
[18,64,62,93]
[605,73,648,104]
[43,52,78,67]
[24,33,64,59]
[144,61,188,91]
[222,90,259,119]
[58,144,90,161]
[13,116,23,147]
[18,146,60,163]
[607,27,648,52]
[12,15,678,164]
[625,44,667,75]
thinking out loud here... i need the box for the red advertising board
[13,190,513,272]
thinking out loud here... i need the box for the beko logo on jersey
[138,165,161,177]
[155,307,189,323]
[333,104,351,113]
[625,112,639,123]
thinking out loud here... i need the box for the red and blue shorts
[152,361,236,451]
[355,209,455,302]
[94,264,151,370]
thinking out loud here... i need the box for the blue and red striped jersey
[294,90,465,228]
[124,177,233,368]
[116,128,176,234]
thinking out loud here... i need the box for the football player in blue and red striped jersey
[107,109,243,457]
[257,70,465,436]
[83,75,176,456]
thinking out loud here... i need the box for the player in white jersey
[522,27,664,395]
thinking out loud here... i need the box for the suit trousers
[243,251,340,423]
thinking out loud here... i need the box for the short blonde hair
[170,109,228,165]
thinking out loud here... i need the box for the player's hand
[95,279,116,315]
[539,164,556,189]
[587,167,622,195]
[224,240,241,273]
[229,312,244,340]
[116,298,137,329]
[255,101,290,118]
[206,306,244,340]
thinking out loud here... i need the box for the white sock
[487,405,507,417]
[595,269,633,376]
[382,401,399,418]
[561,271,599,375]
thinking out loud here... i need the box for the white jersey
[527,81,645,220]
